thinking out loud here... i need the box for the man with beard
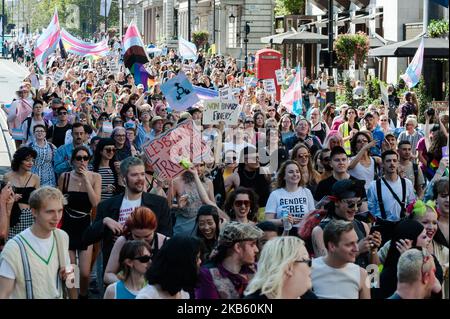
[83,156,172,271]
[195,222,263,299]
[54,123,89,176]
[367,150,416,243]
[311,219,371,299]
[318,148,332,180]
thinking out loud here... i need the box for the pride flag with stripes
[122,21,149,70]
[34,9,60,72]
[60,29,110,59]
[130,63,155,91]
[400,37,424,89]
[281,66,303,116]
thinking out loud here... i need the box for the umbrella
[369,36,449,58]
[261,30,328,45]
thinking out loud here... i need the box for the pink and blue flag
[34,9,61,72]
[400,38,424,89]
[281,67,303,116]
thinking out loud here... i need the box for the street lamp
[244,21,250,71]
[228,13,235,24]
[188,0,191,41]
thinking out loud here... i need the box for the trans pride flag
[281,67,303,116]
[34,9,60,72]
[60,29,110,59]
[400,37,425,89]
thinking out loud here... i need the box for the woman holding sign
[265,160,315,235]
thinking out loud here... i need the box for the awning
[261,30,328,45]
[369,36,449,58]
[369,34,392,48]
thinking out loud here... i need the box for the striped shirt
[98,167,116,201]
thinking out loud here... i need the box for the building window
[227,6,239,48]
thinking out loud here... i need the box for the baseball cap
[331,179,365,200]
[218,221,264,247]
[363,112,374,119]
[137,84,145,89]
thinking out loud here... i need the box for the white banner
[203,99,242,125]
[263,79,276,95]
[275,69,285,85]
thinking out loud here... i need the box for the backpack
[297,209,328,240]
[23,117,49,141]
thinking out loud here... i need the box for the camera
[426,107,435,117]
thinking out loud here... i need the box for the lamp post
[327,0,334,85]
[188,0,191,41]
[244,21,250,71]
[2,0,5,57]
[104,0,108,33]
[212,0,215,44]
[121,0,124,37]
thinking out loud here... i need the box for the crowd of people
[0,37,448,300]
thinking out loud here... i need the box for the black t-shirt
[314,175,367,202]
[47,123,72,148]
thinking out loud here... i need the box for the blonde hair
[29,186,67,211]
[245,236,306,299]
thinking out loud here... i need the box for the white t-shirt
[0,228,70,279]
[265,187,315,225]
[118,196,142,225]
[136,284,190,299]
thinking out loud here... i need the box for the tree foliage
[428,19,449,38]
[275,0,305,16]
[334,32,369,69]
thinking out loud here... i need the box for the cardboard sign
[142,120,212,180]
[53,69,65,83]
[160,72,199,111]
[202,99,242,125]
[432,101,449,115]
[263,79,276,95]
[275,69,285,85]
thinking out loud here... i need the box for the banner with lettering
[202,99,242,125]
[142,120,212,179]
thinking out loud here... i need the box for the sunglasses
[321,156,330,162]
[58,112,68,115]
[103,147,115,153]
[75,155,90,162]
[245,121,254,124]
[297,154,310,159]
[295,259,312,267]
[341,199,363,208]
[234,200,251,207]
[133,255,151,263]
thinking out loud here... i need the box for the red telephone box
[255,49,282,101]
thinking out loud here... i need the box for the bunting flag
[34,8,61,72]
[281,66,303,116]
[400,37,425,89]
[130,63,155,91]
[178,37,197,62]
[122,21,149,70]
[193,85,219,100]
[60,29,110,59]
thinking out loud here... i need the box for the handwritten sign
[432,101,449,115]
[142,120,212,180]
[263,79,276,95]
[275,69,285,85]
[202,99,242,125]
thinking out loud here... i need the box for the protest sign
[263,79,276,95]
[219,87,233,100]
[53,69,65,83]
[160,72,199,111]
[202,99,242,125]
[142,120,212,180]
[275,69,285,85]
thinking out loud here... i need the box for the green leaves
[275,0,305,16]
[428,19,449,38]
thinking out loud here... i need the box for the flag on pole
[379,81,389,107]
[400,37,425,89]
[122,21,149,70]
[281,67,303,116]
[178,37,197,62]
[100,0,112,17]
[34,8,61,72]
